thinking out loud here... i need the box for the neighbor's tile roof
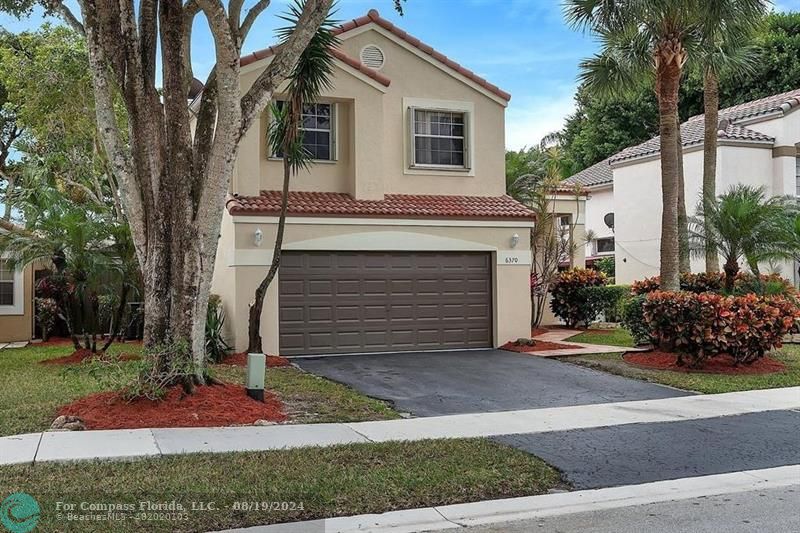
[239,9,510,101]
[227,191,536,220]
[562,158,613,187]
[609,88,800,164]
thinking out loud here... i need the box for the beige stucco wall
[0,263,34,343]
[233,25,507,200]
[215,212,533,353]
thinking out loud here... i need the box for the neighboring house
[211,9,536,355]
[562,159,613,267]
[567,88,800,286]
[0,255,34,343]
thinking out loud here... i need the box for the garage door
[278,251,493,355]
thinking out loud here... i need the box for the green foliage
[621,295,653,346]
[561,12,798,174]
[34,297,58,341]
[549,268,608,327]
[206,294,231,364]
[505,146,547,197]
[127,340,196,401]
[643,291,799,368]
[594,257,615,280]
[690,185,793,289]
[581,285,630,323]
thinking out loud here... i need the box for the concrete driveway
[292,349,689,416]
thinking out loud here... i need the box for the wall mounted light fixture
[254,228,263,247]
[510,233,520,248]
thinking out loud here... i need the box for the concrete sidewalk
[1,387,798,466]
[217,465,800,533]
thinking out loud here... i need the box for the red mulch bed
[531,327,551,337]
[35,337,143,348]
[58,383,286,429]
[223,352,291,368]
[624,351,786,375]
[41,349,140,366]
[501,340,581,353]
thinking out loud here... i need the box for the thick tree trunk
[703,70,721,273]
[676,110,690,275]
[655,54,683,292]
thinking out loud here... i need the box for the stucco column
[352,93,385,200]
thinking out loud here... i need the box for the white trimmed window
[0,259,23,315]
[595,237,615,254]
[404,98,474,173]
[273,102,336,161]
[411,109,467,168]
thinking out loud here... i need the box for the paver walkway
[1,387,797,466]
[526,328,646,357]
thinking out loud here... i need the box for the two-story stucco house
[565,88,800,286]
[210,9,535,356]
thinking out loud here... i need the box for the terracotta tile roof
[227,191,536,220]
[335,9,510,101]
[563,158,613,187]
[609,88,799,165]
[240,45,391,87]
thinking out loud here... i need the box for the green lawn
[0,438,563,532]
[567,328,636,348]
[0,343,397,437]
[561,344,800,394]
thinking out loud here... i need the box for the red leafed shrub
[631,273,725,295]
[643,291,799,368]
[550,268,608,328]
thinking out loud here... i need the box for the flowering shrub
[642,291,799,368]
[633,272,793,297]
[631,276,661,295]
[35,298,59,342]
[550,268,608,327]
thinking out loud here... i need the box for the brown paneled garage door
[278,251,493,355]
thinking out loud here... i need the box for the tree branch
[47,0,86,35]
[183,0,201,89]
[240,0,270,43]
[239,0,331,135]
[139,0,158,85]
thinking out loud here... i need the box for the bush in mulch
[57,383,287,430]
[500,340,580,353]
[222,352,291,368]
[624,351,786,375]
[40,349,141,366]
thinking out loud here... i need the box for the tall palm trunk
[676,110,690,274]
[702,70,720,273]
[655,48,683,291]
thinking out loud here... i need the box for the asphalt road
[461,484,800,533]
[293,349,689,416]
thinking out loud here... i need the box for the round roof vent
[360,45,385,70]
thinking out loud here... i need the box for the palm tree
[247,8,338,354]
[689,185,791,292]
[0,165,133,352]
[696,1,768,274]
[565,0,703,291]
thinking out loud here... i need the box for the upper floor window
[0,260,14,306]
[595,237,615,254]
[273,102,336,161]
[410,108,469,169]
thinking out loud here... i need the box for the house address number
[497,251,531,265]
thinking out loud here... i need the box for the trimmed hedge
[642,291,799,368]
[550,268,608,327]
